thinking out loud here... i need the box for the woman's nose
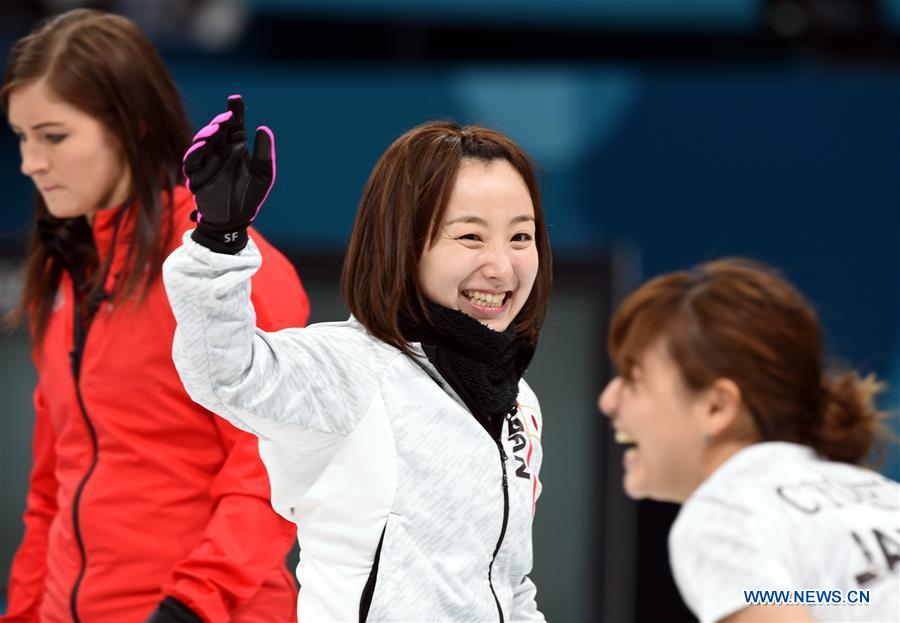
[598,376,622,418]
[20,142,48,177]
[481,243,514,282]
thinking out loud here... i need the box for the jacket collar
[90,186,193,288]
[91,200,132,271]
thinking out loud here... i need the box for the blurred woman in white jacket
[598,258,898,623]
[162,95,552,622]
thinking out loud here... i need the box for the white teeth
[463,290,505,307]
[615,431,635,445]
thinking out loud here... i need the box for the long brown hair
[608,258,890,465]
[341,120,552,354]
[2,9,192,342]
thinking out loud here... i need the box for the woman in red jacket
[2,9,309,623]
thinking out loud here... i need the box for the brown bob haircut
[3,9,192,342]
[608,257,889,465]
[341,120,552,353]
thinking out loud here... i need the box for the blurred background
[0,0,898,621]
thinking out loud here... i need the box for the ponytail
[812,371,891,464]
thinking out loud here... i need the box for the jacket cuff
[191,226,248,255]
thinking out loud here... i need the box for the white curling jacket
[162,234,546,622]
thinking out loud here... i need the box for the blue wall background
[1,61,898,467]
[2,58,896,462]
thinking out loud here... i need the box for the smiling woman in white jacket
[598,259,898,623]
[162,95,552,622]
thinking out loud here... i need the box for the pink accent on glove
[182,140,207,192]
[253,125,276,220]
[183,140,206,162]
[211,110,233,124]
[190,110,232,142]
[192,122,217,141]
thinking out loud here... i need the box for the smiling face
[7,79,131,220]
[598,340,712,503]
[418,158,539,332]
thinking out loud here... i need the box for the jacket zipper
[68,309,98,623]
[488,407,516,623]
[66,209,125,622]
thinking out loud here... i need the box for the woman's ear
[698,378,745,439]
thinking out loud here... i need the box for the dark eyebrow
[10,122,66,133]
[444,214,535,226]
[32,122,65,130]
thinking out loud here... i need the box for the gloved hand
[183,94,275,254]
[144,596,203,623]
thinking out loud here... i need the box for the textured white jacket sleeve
[510,575,545,622]
[162,232,383,441]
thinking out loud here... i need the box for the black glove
[183,94,275,254]
[145,596,204,623]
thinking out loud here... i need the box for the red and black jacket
[2,187,309,623]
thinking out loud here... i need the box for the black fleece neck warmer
[399,302,534,440]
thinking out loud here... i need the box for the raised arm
[163,96,384,442]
